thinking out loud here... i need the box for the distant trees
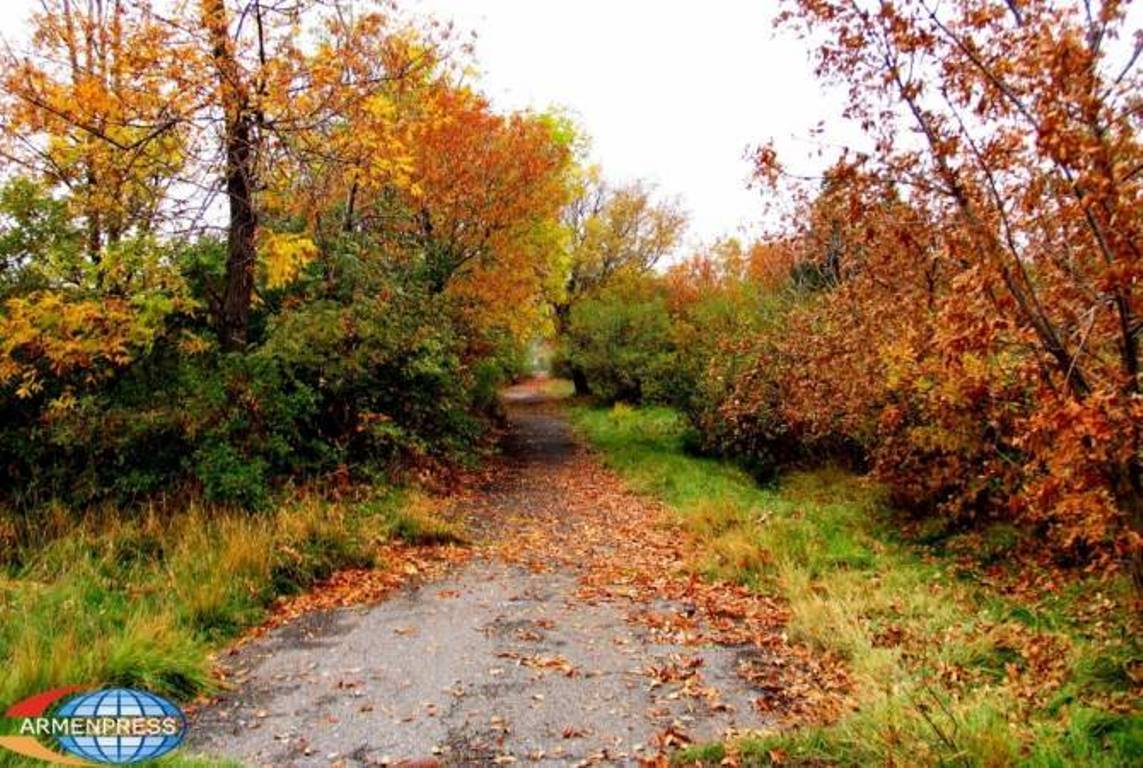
[561,178,687,316]
[556,176,687,393]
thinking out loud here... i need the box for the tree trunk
[202,0,258,352]
[219,111,257,351]
[85,168,102,265]
[1114,458,1143,595]
[571,366,590,396]
[343,177,358,233]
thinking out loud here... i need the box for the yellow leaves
[0,291,147,397]
[45,390,78,415]
[260,232,318,290]
[363,92,396,122]
[177,331,213,357]
[880,337,916,392]
[4,0,191,250]
[14,377,39,400]
[0,240,187,397]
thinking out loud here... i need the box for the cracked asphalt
[188,384,769,766]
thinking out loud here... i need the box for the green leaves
[564,278,679,405]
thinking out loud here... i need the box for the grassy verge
[0,489,459,767]
[570,403,1142,767]
[538,377,576,399]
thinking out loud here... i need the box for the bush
[563,277,680,404]
[257,280,482,470]
[0,239,199,506]
[192,442,270,509]
[655,171,1141,571]
[0,229,509,512]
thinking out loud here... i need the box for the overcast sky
[1,0,859,251]
[413,0,857,249]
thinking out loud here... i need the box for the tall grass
[0,490,442,711]
[0,483,464,767]
[570,404,1142,767]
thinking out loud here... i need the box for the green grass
[0,753,244,768]
[570,403,1142,767]
[0,489,459,767]
[539,376,576,399]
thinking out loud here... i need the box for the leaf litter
[197,388,851,764]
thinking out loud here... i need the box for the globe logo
[52,688,187,765]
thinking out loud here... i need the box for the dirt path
[189,382,838,767]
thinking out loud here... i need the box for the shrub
[0,223,516,511]
[258,284,480,470]
[563,277,679,404]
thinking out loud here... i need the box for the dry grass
[572,404,1142,767]
[0,489,444,717]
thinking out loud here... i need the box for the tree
[557,178,687,392]
[773,0,1143,580]
[197,0,262,351]
[0,0,188,265]
[397,87,573,294]
[0,0,587,510]
[563,179,687,313]
[195,0,445,349]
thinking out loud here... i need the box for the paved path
[189,384,772,766]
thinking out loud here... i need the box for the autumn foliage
[1,0,1138,586]
[0,0,574,508]
[672,0,1141,581]
[560,0,1141,580]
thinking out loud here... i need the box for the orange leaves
[398,89,574,341]
[478,419,852,727]
[495,651,579,678]
[405,87,572,291]
[232,540,470,648]
[653,722,692,750]
[407,87,568,243]
[712,0,1143,574]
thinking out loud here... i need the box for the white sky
[4,1,1139,252]
[412,0,857,250]
[1,0,859,251]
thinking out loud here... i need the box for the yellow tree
[557,177,687,392]
[562,178,687,317]
[0,0,189,266]
[192,0,446,348]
